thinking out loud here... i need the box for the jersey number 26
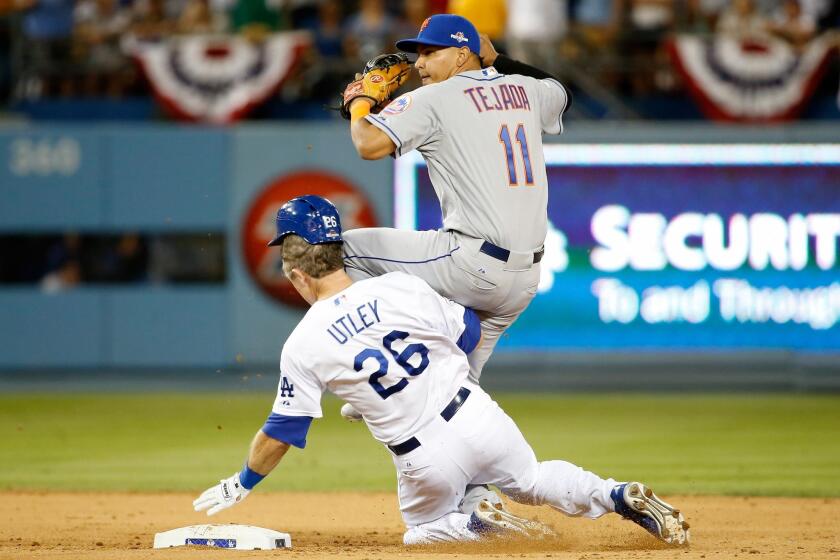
[354,330,430,400]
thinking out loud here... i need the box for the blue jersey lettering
[326,299,382,345]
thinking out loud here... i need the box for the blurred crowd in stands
[1,2,838,289]
[0,233,226,290]
[0,0,838,115]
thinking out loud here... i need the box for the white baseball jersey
[259,275,622,547]
[264,272,480,447]
[365,67,569,252]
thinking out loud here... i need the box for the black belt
[480,241,544,264]
[388,387,471,456]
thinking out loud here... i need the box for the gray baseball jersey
[365,66,569,252]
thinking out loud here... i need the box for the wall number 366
[9,137,81,177]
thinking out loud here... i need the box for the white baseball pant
[389,383,617,545]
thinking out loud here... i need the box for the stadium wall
[0,123,837,388]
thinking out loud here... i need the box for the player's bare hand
[478,34,499,67]
[193,472,250,516]
[340,402,364,422]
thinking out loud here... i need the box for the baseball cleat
[611,482,690,546]
[468,499,556,539]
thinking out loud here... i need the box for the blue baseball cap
[267,195,342,247]
[395,14,480,55]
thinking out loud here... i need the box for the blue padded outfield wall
[0,123,838,370]
[0,124,392,369]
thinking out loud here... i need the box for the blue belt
[480,241,544,264]
[388,387,471,456]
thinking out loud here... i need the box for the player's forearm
[350,119,395,160]
[479,35,555,82]
[490,55,573,110]
[193,430,289,514]
[246,430,290,475]
[492,55,556,82]
[348,100,396,160]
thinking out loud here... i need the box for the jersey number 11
[499,123,534,186]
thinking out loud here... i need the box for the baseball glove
[340,53,412,120]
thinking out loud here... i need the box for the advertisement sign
[242,170,378,307]
[395,144,840,353]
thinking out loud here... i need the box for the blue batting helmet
[267,195,343,247]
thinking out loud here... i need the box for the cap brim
[267,235,285,247]
[395,37,456,53]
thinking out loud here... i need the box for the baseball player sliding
[194,196,690,546]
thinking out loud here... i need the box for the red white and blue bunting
[668,34,835,122]
[129,32,309,123]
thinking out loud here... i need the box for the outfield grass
[2,393,839,496]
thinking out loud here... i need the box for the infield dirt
[3,492,838,559]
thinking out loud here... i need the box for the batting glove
[193,472,250,516]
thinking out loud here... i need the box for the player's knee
[499,465,542,505]
[500,487,540,506]
[340,228,359,253]
[344,265,373,281]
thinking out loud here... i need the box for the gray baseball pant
[342,228,541,382]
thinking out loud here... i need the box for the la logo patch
[381,94,412,115]
[280,376,295,398]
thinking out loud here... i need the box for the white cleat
[611,482,690,546]
[468,499,556,539]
